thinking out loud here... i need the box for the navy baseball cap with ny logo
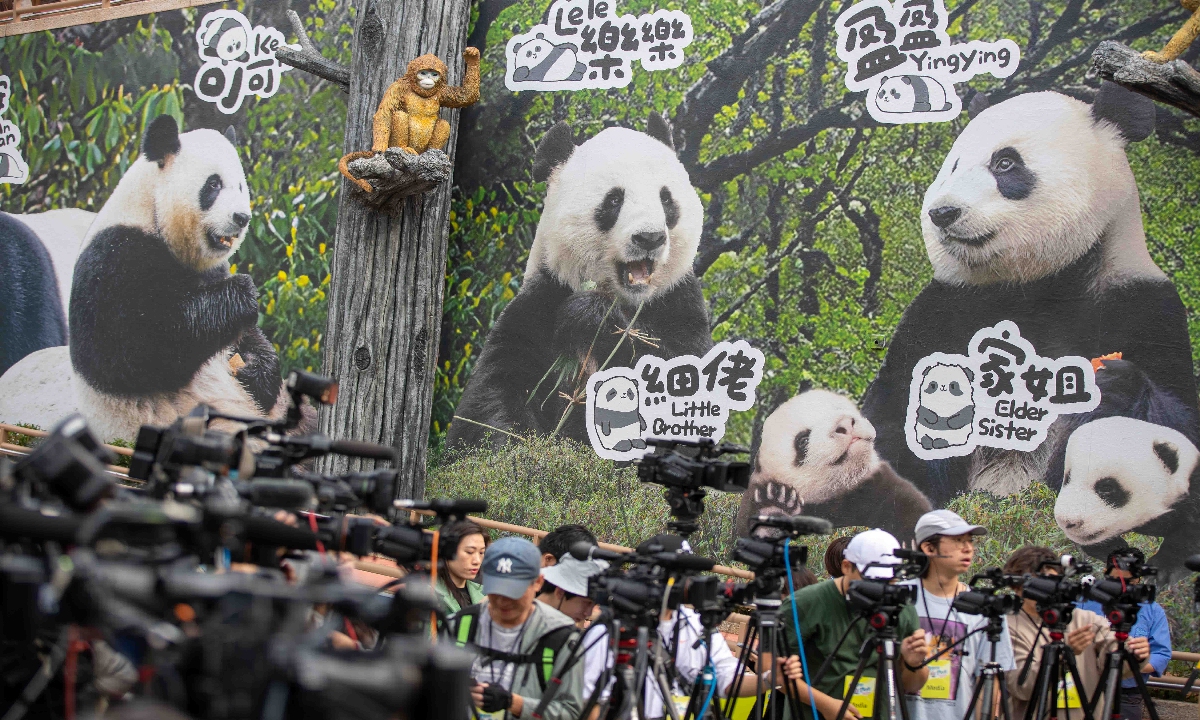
[480,537,542,599]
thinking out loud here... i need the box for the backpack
[450,605,576,690]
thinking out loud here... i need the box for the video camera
[845,549,927,632]
[1020,554,1093,627]
[1084,550,1157,630]
[734,514,831,599]
[952,567,1023,618]
[637,438,750,537]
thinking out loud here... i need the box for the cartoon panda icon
[591,374,647,453]
[512,33,587,83]
[199,13,251,63]
[914,363,975,450]
[0,149,28,184]
[874,75,954,114]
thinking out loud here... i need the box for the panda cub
[734,389,931,540]
[862,82,1198,504]
[448,113,712,448]
[70,115,282,441]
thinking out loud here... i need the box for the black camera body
[637,438,751,493]
[953,569,1023,618]
[1084,576,1157,630]
[1020,556,1094,627]
[844,549,926,631]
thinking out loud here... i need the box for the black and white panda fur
[0,212,67,377]
[69,115,283,441]
[447,113,713,449]
[735,389,931,540]
[862,82,1199,505]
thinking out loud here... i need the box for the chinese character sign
[906,321,1100,460]
[585,340,765,461]
[834,0,1020,124]
[505,0,694,92]
[194,10,291,114]
[0,75,29,185]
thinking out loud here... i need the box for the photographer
[1074,548,1171,720]
[537,555,605,626]
[539,525,598,567]
[906,511,1015,720]
[447,537,584,720]
[782,529,929,720]
[1003,546,1150,720]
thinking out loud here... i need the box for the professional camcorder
[952,567,1023,618]
[845,548,927,630]
[637,438,750,537]
[1084,550,1158,630]
[1021,554,1094,626]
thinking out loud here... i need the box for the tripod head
[637,438,749,538]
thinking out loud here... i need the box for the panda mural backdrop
[6,0,1200,608]
[0,2,317,442]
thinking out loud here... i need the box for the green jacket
[447,599,584,720]
[436,576,485,615]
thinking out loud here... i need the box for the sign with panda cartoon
[505,0,694,91]
[585,340,765,461]
[906,321,1100,461]
[834,0,1020,124]
[194,10,292,114]
[0,75,29,185]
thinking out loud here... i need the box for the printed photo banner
[834,0,1020,124]
[194,10,292,114]
[0,75,29,185]
[505,0,694,91]
[586,340,765,461]
[905,321,1101,460]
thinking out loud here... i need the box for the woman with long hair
[435,519,489,615]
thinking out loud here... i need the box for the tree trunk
[317,0,470,498]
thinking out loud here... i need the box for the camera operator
[447,537,584,720]
[906,511,1015,720]
[781,529,930,720]
[538,555,606,627]
[540,525,598,567]
[1003,546,1150,720]
[825,536,853,579]
[1074,548,1171,720]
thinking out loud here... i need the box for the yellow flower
[315,289,326,301]
[297,275,311,287]
[266,299,275,315]
[229,263,238,274]
[319,243,326,255]
[286,244,294,258]
[322,274,331,286]
[490,207,498,217]
[298,307,304,315]
[501,272,512,284]
[277,271,287,282]
[290,225,297,243]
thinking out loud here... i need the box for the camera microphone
[753,514,832,535]
[569,541,627,563]
[1185,555,1200,573]
[329,439,397,461]
[394,498,489,517]
[652,552,715,572]
[243,479,315,510]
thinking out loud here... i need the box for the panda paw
[753,480,803,515]
[227,274,262,328]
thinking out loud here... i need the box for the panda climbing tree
[447,114,714,449]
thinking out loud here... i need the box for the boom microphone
[242,479,315,510]
[752,514,833,536]
[569,541,628,563]
[652,552,715,572]
[329,439,397,461]
[394,498,489,518]
[234,515,321,550]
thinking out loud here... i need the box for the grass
[428,436,1200,672]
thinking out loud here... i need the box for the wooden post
[310,0,471,498]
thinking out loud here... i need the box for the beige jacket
[1007,608,1117,720]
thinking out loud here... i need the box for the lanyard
[920,583,962,655]
[484,612,532,687]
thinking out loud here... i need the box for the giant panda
[447,113,712,449]
[65,115,284,441]
[0,212,67,377]
[861,82,1198,505]
[734,389,931,540]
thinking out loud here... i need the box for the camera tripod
[833,617,910,720]
[1087,624,1159,720]
[1017,610,1093,720]
[962,614,1013,720]
[722,589,805,720]
[586,616,693,720]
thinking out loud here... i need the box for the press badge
[1056,676,1082,709]
[920,659,953,700]
[844,676,877,718]
[672,695,691,717]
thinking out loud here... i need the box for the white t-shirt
[581,606,742,719]
[905,583,1016,720]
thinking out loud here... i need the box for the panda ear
[967,92,990,120]
[143,114,181,167]
[645,111,675,152]
[533,122,576,183]
[1153,440,1180,475]
[224,125,238,146]
[1092,81,1155,144]
[962,367,974,383]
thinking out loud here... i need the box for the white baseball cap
[540,555,608,597]
[844,529,901,579]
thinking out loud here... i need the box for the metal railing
[0,0,221,36]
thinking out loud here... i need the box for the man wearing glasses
[906,510,1015,720]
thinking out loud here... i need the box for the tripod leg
[1000,668,1013,720]
[880,640,910,720]
[724,623,760,720]
[834,645,874,720]
[1025,643,1056,720]
[1062,646,1094,720]
[1127,652,1160,720]
[1089,652,1120,720]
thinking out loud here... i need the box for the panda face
[215,26,248,62]
[596,376,638,412]
[517,37,552,69]
[531,127,702,304]
[155,128,251,271]
[755,389,879,502]
[920,363,973,415]
[876,77,915,113]
[1055,416,1195,544]
[921,92,1136,286]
